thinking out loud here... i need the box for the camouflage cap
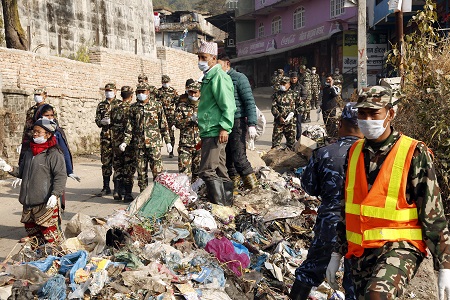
[187,81,201,91]
[121,86,134,93]
[138,74,148,82]
[355,86,394,109]
[341,102,358,125]
[34,87,47,95]
[104,83,116,90]
[279,76,291,84]
[34,118,57,133]
[277,69,284,74]
[136,82,150,91]
[161,75,171,83]
[185,78,195,87]
[300,65,306,70]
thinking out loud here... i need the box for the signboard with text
[343,31,357,73]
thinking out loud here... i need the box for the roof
[206,12,235,34]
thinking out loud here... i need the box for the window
[271,16,282,34]
[258,22,264,37]
[293,7,305,30]
[330,0,344,18]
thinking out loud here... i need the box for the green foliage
[387,0,450,205]
[194,0,227,15]
[0,14,4,45]
[62,44,91,63]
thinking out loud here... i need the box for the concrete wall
[12,0,156,57]
[0,46,202,166]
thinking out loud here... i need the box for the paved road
[0,87,324,260]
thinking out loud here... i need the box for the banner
[343,31,358,74]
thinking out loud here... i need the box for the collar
[363,127,400,154]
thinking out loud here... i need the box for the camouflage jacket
[174,100,200,148]
[290,83,307,115]
[301,136,360,215]
[299,72,312,99]
[95,98,114,139]
[124,99,169,149]
[110,99,131,147]
[311,73,321,93]
[332,73,344,86]
[272,74,284,91]
[22,104,58,142]
[271,90,297,123]
[336,130,450,269]
[157,86,178,126]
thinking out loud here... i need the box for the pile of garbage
[0,165,345,300]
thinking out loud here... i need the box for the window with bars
[293,7,305,30]
[330,0,345,18]
[258,22,265,38]
[271,16,282,34]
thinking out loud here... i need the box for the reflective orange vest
[344,135,427,259]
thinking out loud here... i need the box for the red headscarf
[30,136,57,156]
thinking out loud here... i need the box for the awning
[206,12,235,34]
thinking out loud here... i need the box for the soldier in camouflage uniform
[271,76,297,149]
[138,74,148,83]
[310,67,321,109]
[111,86,135,202]
[19,87,58,165]
[289,72,307,140]
[271,69,284,92]
[174,82,201,182]
[332,68,344,95]
[95,83,117,195]
[290,103,362,300]
[327,86,450,299]
[157,75,178,158]
[120,83,172,192]
[299,65,312,123]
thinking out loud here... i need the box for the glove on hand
[69,173,81,182]
[326,252,343,291]
[166,143,173,154]
[12,178,22,188]
[248,126,257,139]
[171,125,176,131]
[439,269,450,300]
[119,143,127,152]
[46,195,58,209]
[285,112,295,122]
[100,118,110,125]
[0,158,12,172]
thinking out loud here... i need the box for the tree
[1,0,27,50]
[194,0,227,15]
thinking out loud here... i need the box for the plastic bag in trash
[205,237,250,276]
[192,228,214,248]
[189,209,217,230]
[37,274,66,300]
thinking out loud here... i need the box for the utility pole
[357,0,367,90]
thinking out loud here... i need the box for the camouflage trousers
[302,98,312,120]
[112,146,136,186]
[272,121,296,149]
[323,108,338,138]
[349,243,423,300]
[100,136,113,177]
[136,146,164,192]
[168,126,176,149]
[311,90,320,109]
[178,146,201,182]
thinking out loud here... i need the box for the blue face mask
[137,94,148,101]
[198,60,210,72]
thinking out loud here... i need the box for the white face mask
[34,95,43,103]
[198,60,210,72]
[105,91,115,99]
[137,93,148,101]
[357,112,389,140]
[33,136,47,144]
[335,70,340,74]
[279,85,287,92]
[312,70,316,74]
[188,95,199,101]
[163,83,169,88]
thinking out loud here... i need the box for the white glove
[171,125,176,131]
[166,143,173,154]
[46,195,58,209]
[248,126,257,139]
[69,173,81,182]
[12,178,22,188]
[326,252,343,291]
[191,114,198,123]
[439,269,450,300]
[0,158,12,172]
[100,118,110,125]
[119,143,127,152]
[248,137,255,151]
[285,112,295,122]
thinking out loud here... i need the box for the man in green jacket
[197,41,236,206]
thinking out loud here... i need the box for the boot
[113,178,122,200]
[123,184,134,203]
[289,280,312,300]
[169,151,174,158]
[242,173,259,190]
[204,179,226,205]
[101,176,111,195]
[223,181,234,206]
[120,179,126,197]
[304,112,311,123]
[230,175,241,195]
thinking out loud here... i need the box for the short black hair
[217,53,230,62]
[121,91,133,99]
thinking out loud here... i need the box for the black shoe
[101,186,111,195]
[123,184,134,203]
[113,178,122,200]
[223,181,234,206]
[204,179,226,205]
[169,151,174,158]
[289,280,312,300]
